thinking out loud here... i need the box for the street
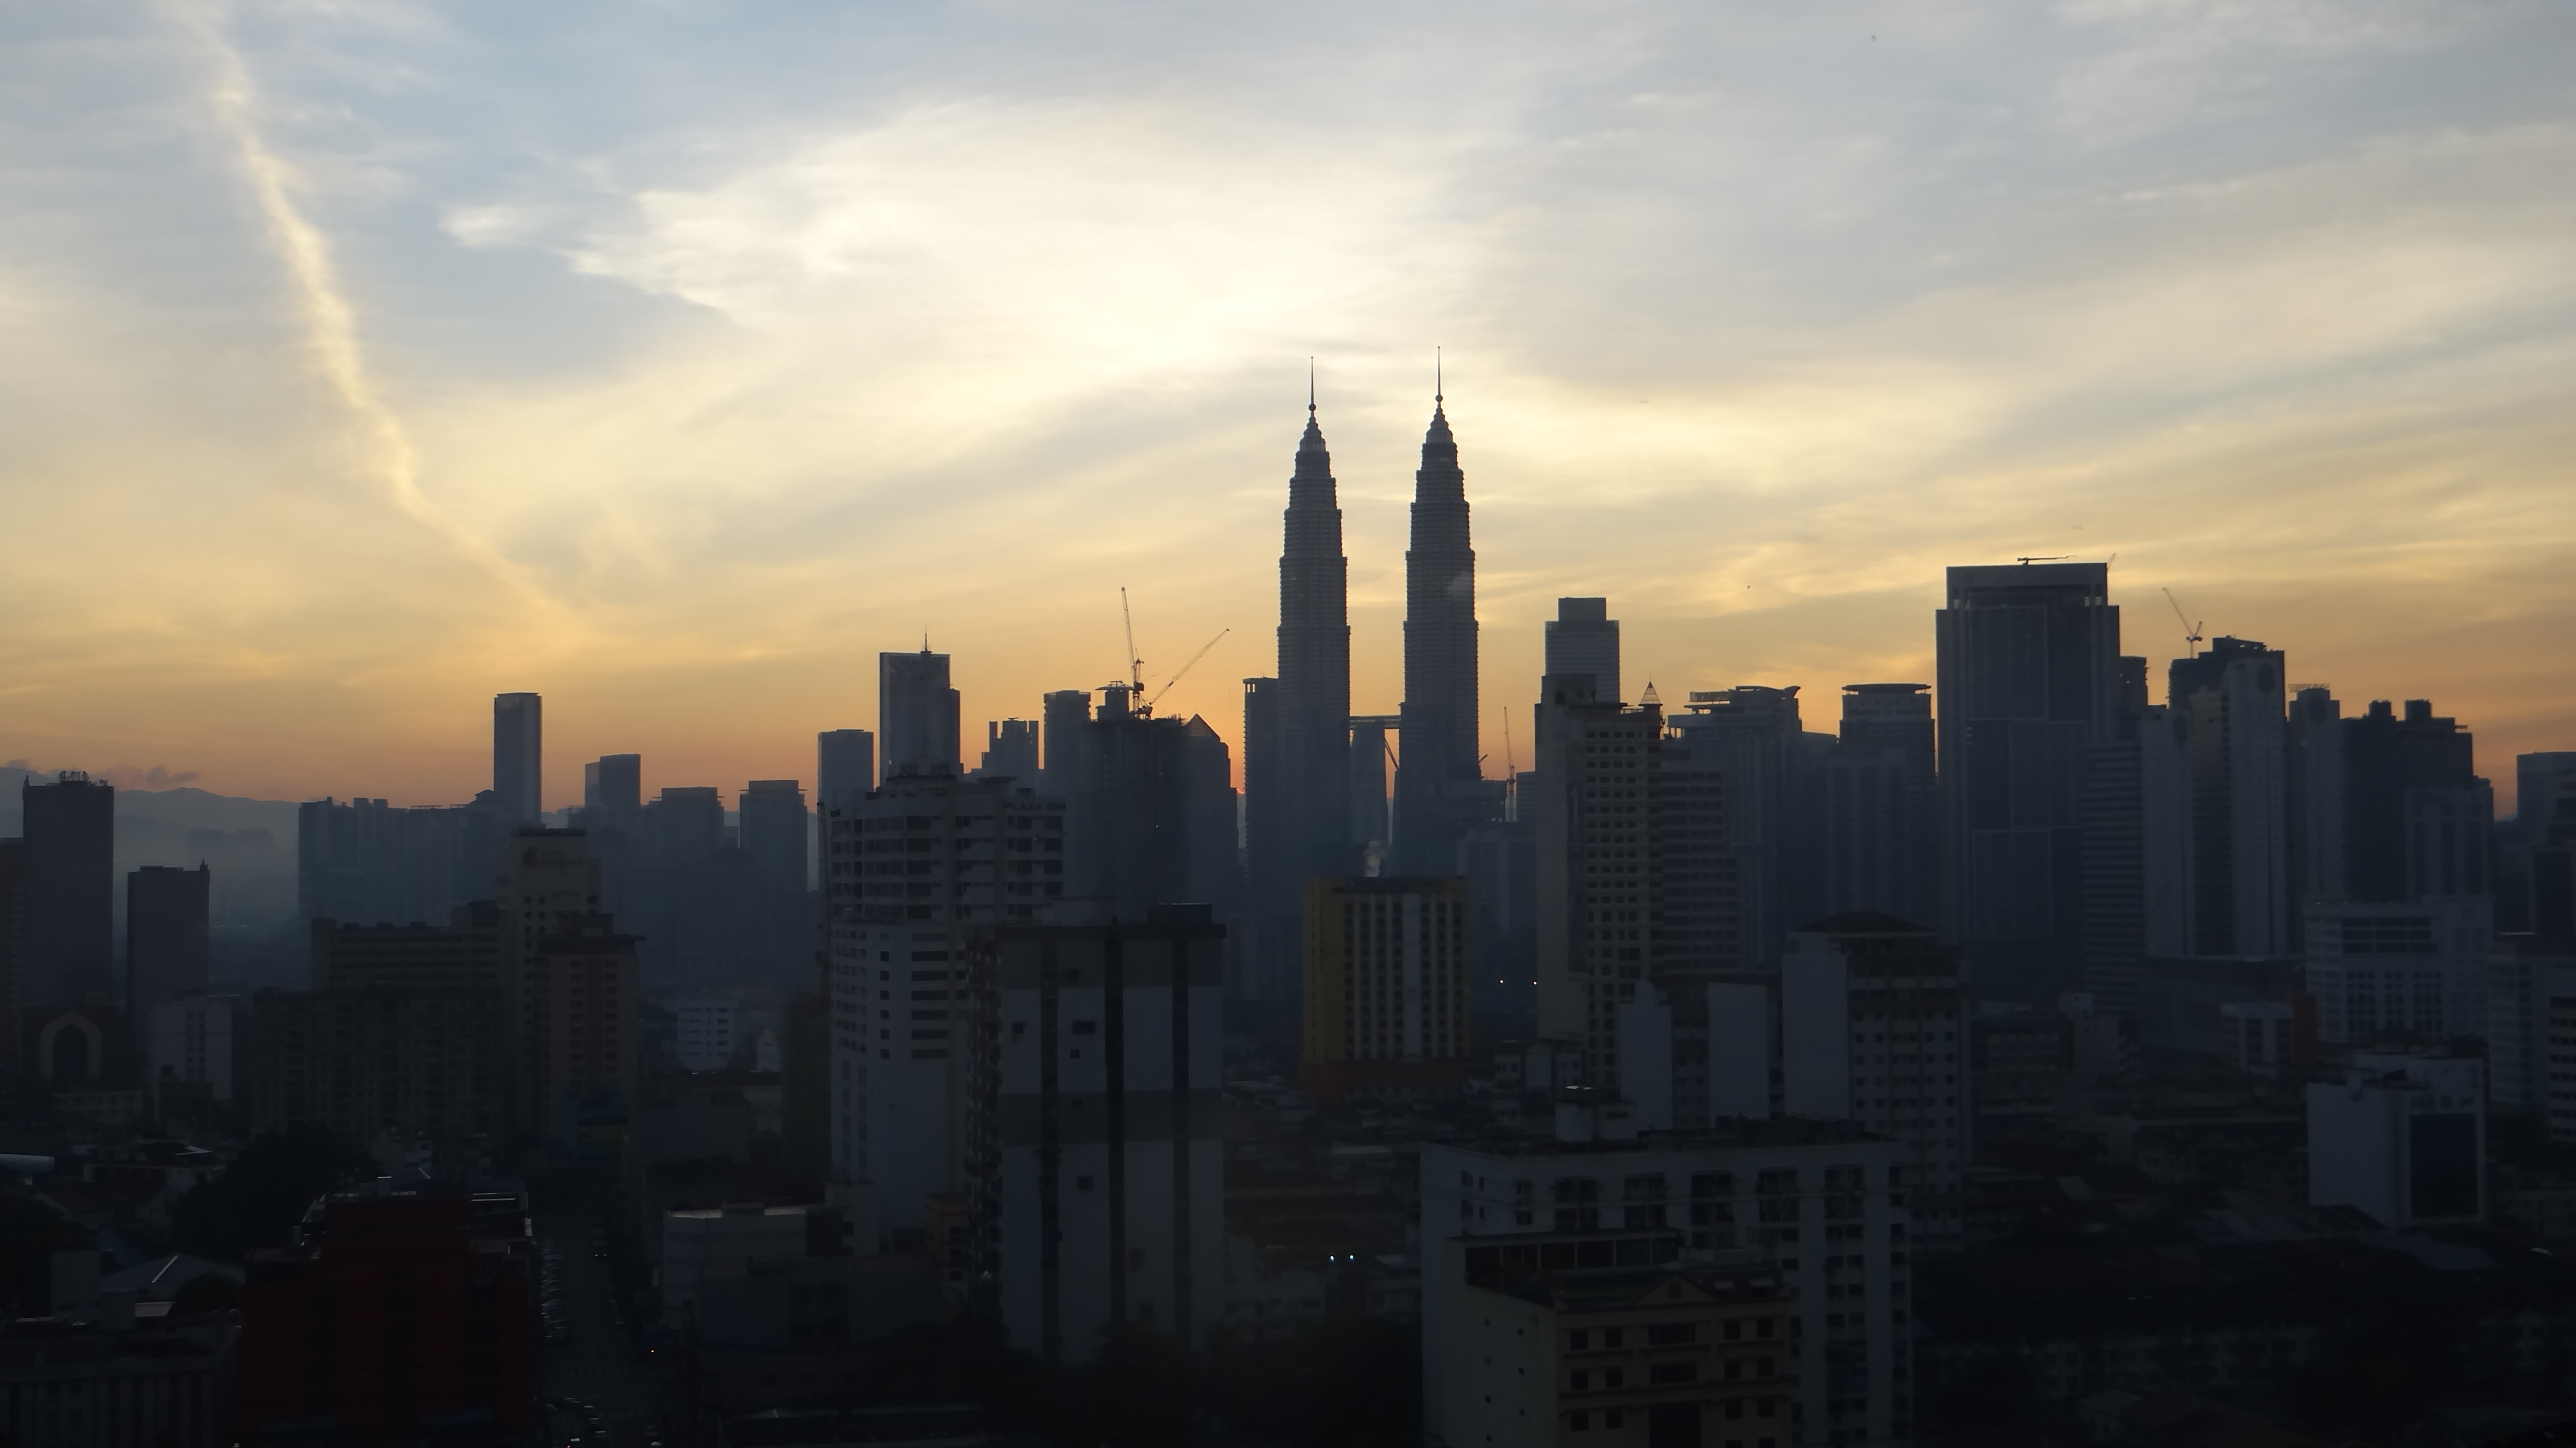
[540,1210,668,1446]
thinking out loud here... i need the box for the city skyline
[7,3,2574,811]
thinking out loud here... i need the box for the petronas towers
[1243,376,1486,977]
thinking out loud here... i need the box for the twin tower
[1246,384,1489,925]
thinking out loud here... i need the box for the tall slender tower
[1394,379,1482,874]
[1273,388,1353,910]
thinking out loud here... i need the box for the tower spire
[1435,346,1443,406]
[1308,357,1315,417]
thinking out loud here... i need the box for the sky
[3,1,2572,812]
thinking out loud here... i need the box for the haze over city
[7,2,2573,811]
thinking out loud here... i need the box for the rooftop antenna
[1435,346,1443,405]
[2161,587,2205,657]
[1308,358,1315,417]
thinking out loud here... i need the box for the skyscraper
[739,779,810,893]
[21,771,115,1009]
[1394,387,1485,874]
[976,719,1040,783]
[1532,676,1662,1085]
[1935,562,2121,1001]
[880,649,963,780]
[2168,637,2291,957]
[1668,686,1809,969]
[584,754,642,820]
[1271,395,1354,907]
[1823,683,1940,928]
[128,863,210,1034]
[492,693,543,826]
[817,730,876,813]
[1040,691,1091,799]
[1544,598,1620,704]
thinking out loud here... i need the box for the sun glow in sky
[4,2,2573,809]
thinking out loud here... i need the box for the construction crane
[1144,628,1230,716]
[2016,555,2071,565]
[2162,587,2205,657]
[1120,587,1144,695]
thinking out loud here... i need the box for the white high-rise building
[1533,680,1661,1088]
[824,771,1064,1235]
[2305,896,2492,1044]
[995,908,1224,1363]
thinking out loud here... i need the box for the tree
[173,1124,371,1263]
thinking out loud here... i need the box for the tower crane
[1144,628,1231,716]
[2162,587,2205,657]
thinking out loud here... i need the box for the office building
[2307,1051,2484,1227]
[825,771,1065,1231]
[1182,716,1243,917]
[149,992,235,1114]
[2500,752,2576,932]
[492,691,543,826]
[1822,684,1939,929]
[584,752,642,820]
[1394,387,1491,875]
[2491,939,2576,1121]
[2305,896,2492,1044]
[492,829,606,1143]
[676,993,745,1072]
[239,1194,536,1444]
[21,771,115,1008]
[1545,597,1621,704]
[1667,687,1814,970]
[817,730,876,812]
[1063,685,1196,920]
[1300,876,1474,1101]
[2076,656,2156,1010]
[1533,679,1663,1087]
[310,904,500,993]
[2167,637,2291,957]
[880,648,963,780]
[1779,916,1971,1254]
[1237,675,1295,1005]
[246,988,503,1143]
[977,719,1040,783]
[994,908,1224,1363]
[528,913,639,1155]
[1935,562,2121,1001]
[1421,1114,1914,1446]
[1620,973,1776,1129]
[1040,691,1091,798]
[1262,396,1354,917]
[2344,698,2493,903]
[127,864,210,1032]
[1350,713,1395,866]
[295,797,471,929]
[740,778,810,893]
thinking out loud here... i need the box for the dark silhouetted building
[1040,691,1090,799]
[128,863,209,1071]
[1823,683,1940,929]
[1533,677,1662,1086]
[976,719,1039,783]
[583,751,642,821]
[1265,398,1354,913]
[295,796,470,928]
[492,691,543,826]
[880,649,962,780]
[817,729,876,812]
[1544,597,1620,704]
[239,1193,536,1443]
[1394,390,1492,875]
[1301,876,1473,1101]
[1936,562,2122,1001]
[0,1309,237,1447]
[2168,637,2291,957]
[1349,713,1395,866]
[22,771,115,1010]
[246,987,502,1143]
[1668,686,1814,970]
[1182,716,1242,919]
[740,779,809,893]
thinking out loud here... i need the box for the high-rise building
[583,753,642,820]
[1421,1113,1914,1446]
[1823,683,1940,929]
[128,863,210,1062]
[2078,658,2157,1010]
[977,719,1040,783]
[2305,896,2492,1044]
[2168,637,2291,958]
[1238,676,1292,1004]
[310,905,501,993]
[2307,1051,2485,1228]
[528,912,640,1156]
[1181,716,1242,918]
[824,772,1065,1232]
[880,649,963,781]
[148,992,235,1110]
[1064,686,1196,920]
[817,730,876,813]
[2342,698,2493,903]
[1349,713,1395,864]
[1780,915,1971,1254]
[492,829,605,1145]
[492,692,543,826]
[1533,678,1662,1087]
[1545,598,1621,704]
[740,779,810,893]
[1300,876,1473,1101]
[296,797,471,928]
[1394,389,1489,876]
[1270,397,1354,911]
[2503,752,2576,933]
[22,771,115,1009]
[1936,562,2122,1001]
[995,908,1224,1363]
[1039,691,1091,799]
[0,838,19,1070]
[246,988,502,1142]
[1668,686,1811,969]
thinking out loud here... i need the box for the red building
[239,1193,537,1443]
